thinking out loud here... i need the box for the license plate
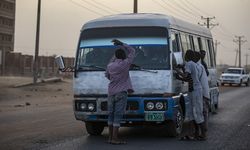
[145,113,164,121]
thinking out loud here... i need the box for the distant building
[0,0,15,75]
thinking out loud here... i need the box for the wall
[3,52,74,78]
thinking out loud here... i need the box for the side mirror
[55,55,65,70]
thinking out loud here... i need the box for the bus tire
[85,122,104,135]
[166,107,183,137]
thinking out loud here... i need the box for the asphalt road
[1,85,250,150]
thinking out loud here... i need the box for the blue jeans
[107,91,127,127]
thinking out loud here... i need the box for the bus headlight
[146,102,154,110]
[80,103,87,110]
[144,100,167,111]
[155,102,164,110]
[88,103,95,111]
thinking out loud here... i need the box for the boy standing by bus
[194,51,210,140]
[105,39,135,144]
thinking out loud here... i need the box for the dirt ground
[0,76,73,112]
[0,76,85,150]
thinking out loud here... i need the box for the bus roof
[82,13,212,37]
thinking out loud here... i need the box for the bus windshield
[77,27,169,71]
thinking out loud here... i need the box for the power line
[167,0,199,19]
[80,0,113,15]
[220,43,234,51]
[215,27,234,38]
[212,30,234,42]
[181,0,235,37]
[92,0,121,13]
[68,0,103,16]
[179,0,204,17]
[161,0,198,21]
[185,0,212,16]
[152,0,189,20]
[218,25,234,37]
[178,0,234,36]
[158,0,195,21]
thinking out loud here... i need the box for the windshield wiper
[78,65,105,70]
[130,64,158,73]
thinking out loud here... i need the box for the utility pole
[33,0,41,84]
[214,40,220,58]
[233,36,247,68]
[235,49,238,67]
[246,48,250,71]
[134,0,138,13]
[245,53,249,69]
[198,16,218,29]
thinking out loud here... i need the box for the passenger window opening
[193,36,200,51]
[189,35,194,50]
[207,39,215,67]
[171,32,181,53]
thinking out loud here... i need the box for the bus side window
[189,35,194,50]
[197,37,203,51]
[180,33,188,54]
[171,32,181,52]
[207,39,215,67]
[193,36,200,51]
[211,41,216,66]
[185,34,192,50]
[201,38,211,68]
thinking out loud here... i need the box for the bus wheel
[85,122,104,135]
[166,107,183,137]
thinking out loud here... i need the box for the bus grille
[101,101,139,111]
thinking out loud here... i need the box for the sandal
[179,136,195,141]
[197,136,207,141]
[110,140,127,145]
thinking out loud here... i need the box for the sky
[14,0,250,66]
